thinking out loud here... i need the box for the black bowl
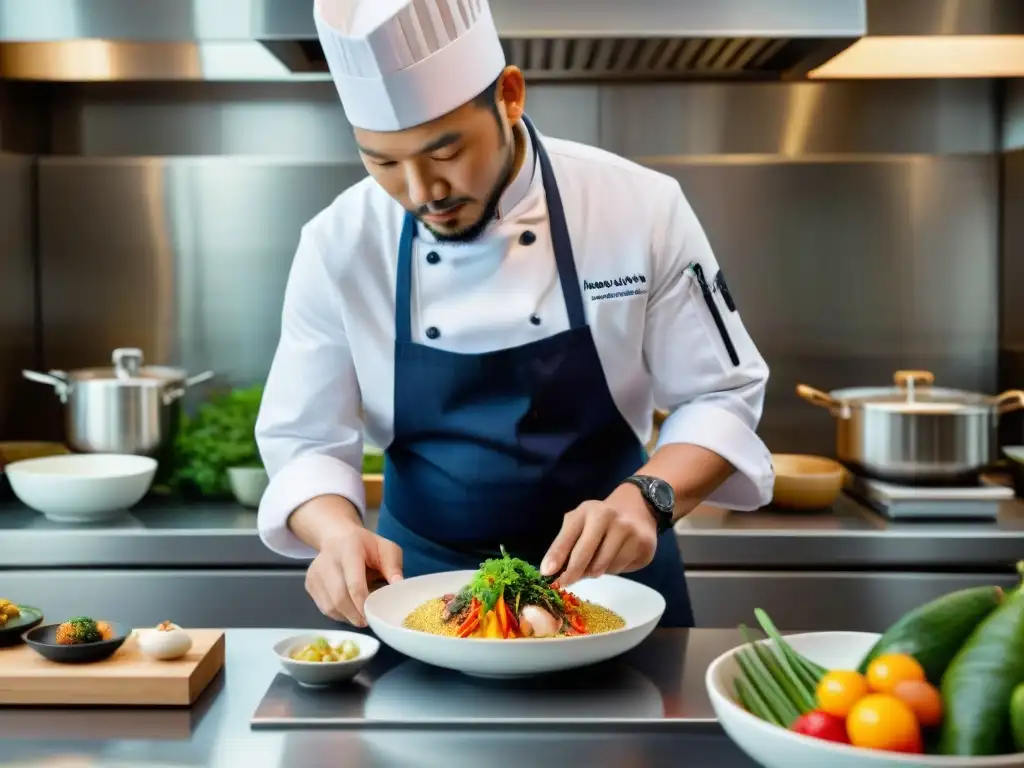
[25,622,131,663]
[0,605,44,647]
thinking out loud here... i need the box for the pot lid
[67,348,189,385]
[829,371,994,411]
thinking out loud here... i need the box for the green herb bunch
[465,546,565,615]
[168,383,264,497]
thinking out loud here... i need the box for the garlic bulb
[137,621,193,660]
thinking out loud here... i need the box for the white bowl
[363,570,665,678]
[227,466,268,508]
[272,631,379,687]
[5,454,157,523]
[706,630,1024,768]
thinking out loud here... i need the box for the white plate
[363,570,665,678]
[706,630,1024,768]
[272,631,379,687]
[5,454,157,523]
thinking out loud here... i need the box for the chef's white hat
[314,0,507,132]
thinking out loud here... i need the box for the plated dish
[365,565,665,678]
[25,617,131,663]
[404,547,625,640]
[0,598,44,646]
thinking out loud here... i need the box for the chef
[255,0,774,630]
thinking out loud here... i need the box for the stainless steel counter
[3,494,1024,632]
[4,493,1024,569]
[0,628,760,768]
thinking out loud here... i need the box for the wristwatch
[621,475,675,534]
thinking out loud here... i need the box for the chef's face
[354,66,527,242]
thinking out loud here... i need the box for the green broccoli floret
[56,616,101,645]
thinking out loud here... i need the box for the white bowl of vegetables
[273,631,379,687]
[706,573,1024,767]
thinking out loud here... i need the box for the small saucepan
[23,347,214,458]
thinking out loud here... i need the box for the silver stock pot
[796,370,1024,485]
[23,347,214,457]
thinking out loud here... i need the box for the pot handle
[894,370,935,388]
[161,370,215,405]
[796,384,837,410]
[22,369,70,403]
[994,390,1024,415]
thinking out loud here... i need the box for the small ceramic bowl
[25,621,132,663]
[227,466,269,508]
[0,605,44,647]
[272,631,379,687]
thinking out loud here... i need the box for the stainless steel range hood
[0,0,867,82]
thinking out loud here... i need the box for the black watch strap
[622,475,674,534]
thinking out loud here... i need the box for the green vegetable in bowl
[362,447,385,474]
[169,384,264,497]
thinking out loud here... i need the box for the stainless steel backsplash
[0,79,1010,456]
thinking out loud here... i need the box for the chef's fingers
[608,537,642,575]
[541,508,587,576]
[306,564,351,623]
[337,537,371,627]
[586,523,631,578]
[560,505,611,586]
[373,537,405,584]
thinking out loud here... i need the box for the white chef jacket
[255,125,774,559]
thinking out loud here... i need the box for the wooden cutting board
[0,629,225,707]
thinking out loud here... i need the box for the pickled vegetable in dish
[403,546,626,639]
[291,636,361,663]
[55,617,114,645]
[0,599,21,627]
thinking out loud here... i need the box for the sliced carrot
[495,595,509,636]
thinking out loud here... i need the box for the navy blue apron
[376,116,695,628]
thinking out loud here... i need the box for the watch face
[651,480,674,511]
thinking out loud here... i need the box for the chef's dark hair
[472,75,502,124]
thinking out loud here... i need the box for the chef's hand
[305,524,403,628]
[540,488,658,586]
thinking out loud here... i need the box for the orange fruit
[847,694,923,753]
[816,670,870,718]
[891,679,943,727]
[866,654,926,694]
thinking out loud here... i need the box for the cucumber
[1009,682,1024,752]
[937,563,1024,756]
[857,585,1004,684]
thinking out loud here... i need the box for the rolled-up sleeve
[643,181,774,510]
[255,225,366,559]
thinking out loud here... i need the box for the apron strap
[521,115,587,331]
[395,212,416,344]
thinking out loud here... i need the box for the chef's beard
[417,132,517,244]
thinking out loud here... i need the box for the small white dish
[5,453,157,523]
[272,631,379,687]
[227,466,269,508]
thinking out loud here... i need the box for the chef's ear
[496,65,526,123]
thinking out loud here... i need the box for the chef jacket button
[425,326,441,340]
[426,251,441,265]
[530,314,542,326]
[519,230,536,246]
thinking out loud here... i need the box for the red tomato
[791,710,850,744]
